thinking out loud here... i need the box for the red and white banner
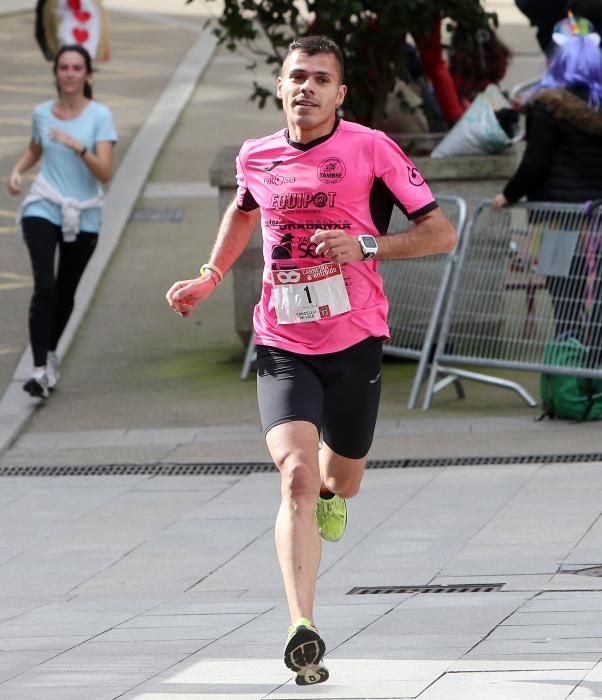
[57,0,102,60]
[35,0,110,62]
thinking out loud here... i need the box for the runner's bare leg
[267,420,322,623]
[319,441,367,499]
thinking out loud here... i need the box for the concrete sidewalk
[1,462,602,699]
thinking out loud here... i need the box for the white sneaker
[23,367,49,399]
[47,351,60,390]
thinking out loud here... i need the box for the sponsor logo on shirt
[271,233,294,259]
[317,157,346,184]
[265,219,352,232]
[407,166,425,187]
[264,174,296,185]
[270,192,336,210]
[264,160,283,172]
[299,238,320,258]
[269,230,352,261]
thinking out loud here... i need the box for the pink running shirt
[236,118,437,354]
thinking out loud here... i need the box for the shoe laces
[319,497,340,518]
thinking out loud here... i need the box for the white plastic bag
[431,84,520,158]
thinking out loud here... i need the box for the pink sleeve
[236,147,258,211]
[373,131,437,219]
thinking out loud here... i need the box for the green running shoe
[315,492,347,542]
[284,617,329,686]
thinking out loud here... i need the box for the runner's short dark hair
[286,35,345,82]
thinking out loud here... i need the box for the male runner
[166,35,456,685]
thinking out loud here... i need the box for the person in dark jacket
[493,32,602,366]
[515,0,568,53]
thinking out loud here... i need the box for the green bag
[540,337,602,421]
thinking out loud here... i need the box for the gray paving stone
[522,592,602,612]
[119,694,267,700]
[149,601,276,616]
[464,652,602,662]
[450,659,596,672]
[118,612,256,630]
[570,685,602,699]
[118,656,291,698]
[0,445,177,467]
[183,473,279,520]
[13,430,126,449]
[0,687,129,700]
[508,611,602,626]
[0,635,88,652]
[490,623,602,640]
[73,517,274,594]
[418,669,587,699]
[133,475,237,492]
[0,650,61,684]
[269,678,431,699]
[164,439,271,464]
[441,542,575,576]
[474,636,602,655]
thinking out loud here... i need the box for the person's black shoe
[284,618,329,685]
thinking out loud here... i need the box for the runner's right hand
[166,276,215,318]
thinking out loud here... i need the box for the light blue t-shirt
[24,100,117,233]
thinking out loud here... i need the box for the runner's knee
[325,474,362,499]
[277,454,320,503]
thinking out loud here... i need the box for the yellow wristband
[200,263,224,285]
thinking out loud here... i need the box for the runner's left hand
[311,229,363,263]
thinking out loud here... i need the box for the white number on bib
[272,263,351,324]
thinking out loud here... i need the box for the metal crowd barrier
[422,200,602,409]
[381,195,466,408]
[240,194,467,401]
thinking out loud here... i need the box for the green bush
[188,0,496,127]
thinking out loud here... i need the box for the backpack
[539,337,602,421]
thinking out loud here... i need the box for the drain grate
[0,463,275,477]
[130,207,184,223]
[0,453,600,477]
[367,453,602,468]
[348,583,505,595]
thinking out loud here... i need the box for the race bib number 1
[272,263,351,324]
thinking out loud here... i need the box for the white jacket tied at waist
[16,173,104,242]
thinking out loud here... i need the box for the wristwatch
[358,234,379,260]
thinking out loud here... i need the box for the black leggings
[22,217,98,367]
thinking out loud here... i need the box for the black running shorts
[256,336,383,459]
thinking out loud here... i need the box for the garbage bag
[431,84,520,158]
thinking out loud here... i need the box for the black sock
[319,487,335,499]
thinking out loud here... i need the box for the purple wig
[535,35,602,107]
